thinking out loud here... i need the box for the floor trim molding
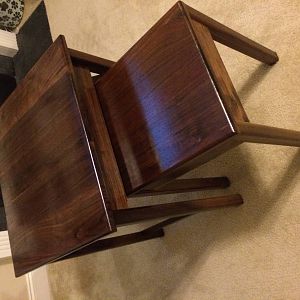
[0,30,18,57]
[0,230,52,300]
[26,267,52,300]
[0,230,11,258]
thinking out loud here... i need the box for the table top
[0,36,115,276]
[95,3,236,194]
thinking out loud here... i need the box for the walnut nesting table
[1,1,299,277]
[95,2,300,194]
[0,35,242,277]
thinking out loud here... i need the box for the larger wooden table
[1,1,299,277]
[0,34,243,277]
[96,2,300,195]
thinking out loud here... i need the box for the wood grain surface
[187,18,249,124]
[0,37,115,276]
[133,177,230,196]
[114,194,243,225]
[182,1,279,65]
[95,3,236,194]
[69,48,115,75]
[72,66,128,209]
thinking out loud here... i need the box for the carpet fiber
[40,1,300,299]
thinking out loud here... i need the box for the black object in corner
[13,1,53,82]
[0,74,16,106]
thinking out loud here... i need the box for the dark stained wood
[59,215,193,261]
[134,135,242,192]
[3,0,295,274]
[181,2,279,65]
[0,74,16,106]
[58,229,164,261]
[0,36,115,277]
[186,17,249,124]
[92,74,102,83]
[72,66,128,209]
[141,216,188,233]
[114,194,243,226]
[0,187,3,207]
[0,208,7,231]
[95,3,237,194]
[0,190,7,231]
[237,122,300,146]
[133,177,230,196]
[69,48,115,75]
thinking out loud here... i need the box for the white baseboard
[0,230,11,258]
[26,267,52,300]
[0,230,52,300]
[0,29,18,57]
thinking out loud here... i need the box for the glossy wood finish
[114,194,243,226]
[182,2,279,65]
[58,193,244,262]
[0,36,115,277]
[96,3,236,194]
[133,177,230,196]
[237,122,300,146]
[4,1,297,275]
[59,228,165,261]
[59,216,190,261]
[95,1,300,197]
[69,48,115,75]
[72,66,128,209]
[187,19,248,124]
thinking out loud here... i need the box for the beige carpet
[38,0,300,299]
